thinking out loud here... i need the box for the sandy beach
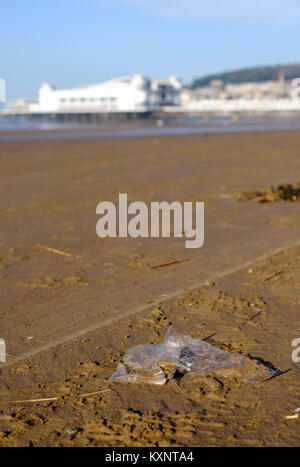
[0,129,299,446]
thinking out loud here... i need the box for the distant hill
[190,64,300,88]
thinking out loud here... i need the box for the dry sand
[0,130,299,446]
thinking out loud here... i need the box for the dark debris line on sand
[237,183,300,203]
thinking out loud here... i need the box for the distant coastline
[190,63,300,88]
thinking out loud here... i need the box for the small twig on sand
[151,258,189,269]
[239,309,263,329]
[36,244,81,259]
[0,397,57,404]
[79,390,111,398]
[0,389,111,405]
[263,270,283,282]
[202,332,217,341]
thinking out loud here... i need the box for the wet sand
[2,114,300,142]
[0,130,299,446]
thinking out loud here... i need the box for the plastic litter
[0,339,5,363]
[109,328,275,385]
[286,408,300,420]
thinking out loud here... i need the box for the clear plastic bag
[109,328,274,385]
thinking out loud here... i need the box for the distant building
[3,74,182,114]
[210,79,223,89]
[180,77,300,112]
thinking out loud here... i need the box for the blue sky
[1,0,300,98]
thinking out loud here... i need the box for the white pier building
[3,74,182,115]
